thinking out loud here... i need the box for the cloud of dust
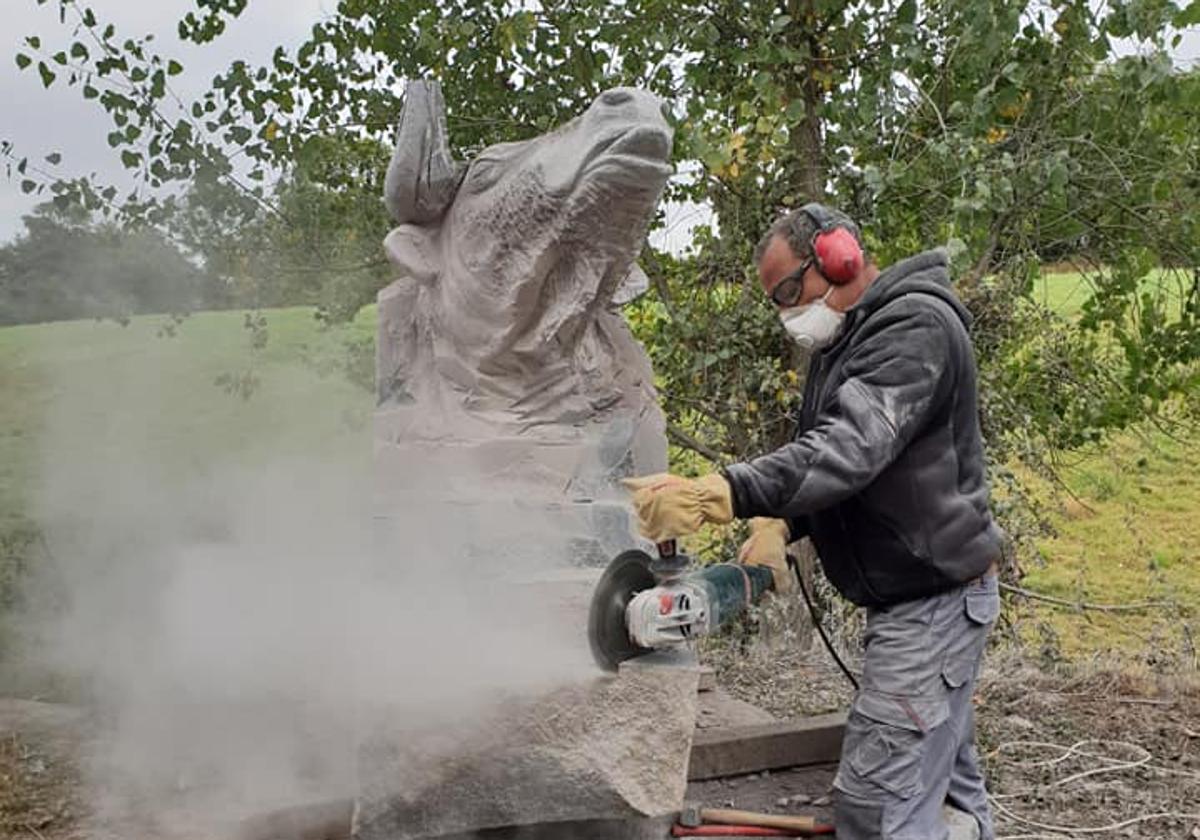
[17,331,604,836]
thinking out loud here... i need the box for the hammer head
[679,803,703,828]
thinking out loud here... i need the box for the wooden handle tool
[699,808,819,833]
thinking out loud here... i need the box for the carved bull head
[378,82,673,443]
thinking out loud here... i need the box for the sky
[0,0,330,243]
[1,2,1198,249]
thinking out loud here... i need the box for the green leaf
[1048,160,1069,191]
[120,149,141,169]
[71,42,89,59]
[37,61,56,88]
[44,152,61,164]
[20,179,36,194]
[15,53,31,70]
[167,59,183,76]
[1177,0,1200,25]
[83,84,99,99]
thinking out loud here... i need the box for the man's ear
[383,224,441,285]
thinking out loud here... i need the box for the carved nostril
[600,89,633,107]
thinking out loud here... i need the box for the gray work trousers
[832,574,999,840]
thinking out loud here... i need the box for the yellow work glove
[737,517,794,594]
[621,472,734,542]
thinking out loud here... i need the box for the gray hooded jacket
[724,250,1003,606]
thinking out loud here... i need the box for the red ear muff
[812,226,863,284]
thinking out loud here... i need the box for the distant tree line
[6,0,1199,464]
[0,203,226,326]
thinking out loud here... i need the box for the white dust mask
[778,290,845,350]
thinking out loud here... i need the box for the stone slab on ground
[943,804,982,840]
[352,649,700,840]
[688,713,846,781]
[695,687,776,731]
[0,697,86,740]
[428,815,675,840]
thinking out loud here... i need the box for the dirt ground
[0,700,85,840]
[3,649,1199,840]
[708,630,1200,840]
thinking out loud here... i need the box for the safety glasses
[768,258,813,308]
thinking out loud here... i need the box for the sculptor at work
[625,204,1004,840]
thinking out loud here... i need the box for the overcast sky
[1,2,1197,248]
[0,0,330,243]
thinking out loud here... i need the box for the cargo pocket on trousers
[965,585,1000,626]
[943,584,999,689]
[836,691,947,800]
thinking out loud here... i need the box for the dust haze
[14,324,600,835]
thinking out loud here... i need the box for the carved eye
[465,157,504,192]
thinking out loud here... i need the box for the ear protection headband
[800,203,864,285]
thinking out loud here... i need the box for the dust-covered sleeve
[723,302,955,520]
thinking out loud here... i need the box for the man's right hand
[737,517,794,593]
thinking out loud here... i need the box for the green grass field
[1004,424,1200,659]
[1033,267,1192,320]
[0,308,375,603]
[0,273,1196,664]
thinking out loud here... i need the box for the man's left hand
[738,517,794,593]
[621,472,734,542]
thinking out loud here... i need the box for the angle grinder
[587,538,777,671]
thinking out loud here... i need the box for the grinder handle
[649,538,689,580]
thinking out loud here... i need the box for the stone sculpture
[373,81,675,564]
[357,84,691,840]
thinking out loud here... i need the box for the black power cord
[788,555,860,691]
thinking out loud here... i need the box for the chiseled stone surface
[352,651,700,840]
[360,83,686,839]
[374,80,672,495]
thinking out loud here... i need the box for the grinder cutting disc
[588,548,656,672]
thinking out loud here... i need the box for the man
[624,204,1003,840]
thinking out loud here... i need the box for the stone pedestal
[352,650,700,840]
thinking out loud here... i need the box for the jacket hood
[850,248,972,330]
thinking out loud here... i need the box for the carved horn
[384,80,465,225]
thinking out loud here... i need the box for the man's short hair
[753,205,864,266]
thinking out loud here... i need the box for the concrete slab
[695,688,777,731]
[687,713,846,781]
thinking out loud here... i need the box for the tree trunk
[787,0,827,202]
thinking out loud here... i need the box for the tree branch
[666,422,731,465]
[1000,582,1180,614]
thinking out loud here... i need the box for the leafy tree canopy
[6,0,1200,466]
